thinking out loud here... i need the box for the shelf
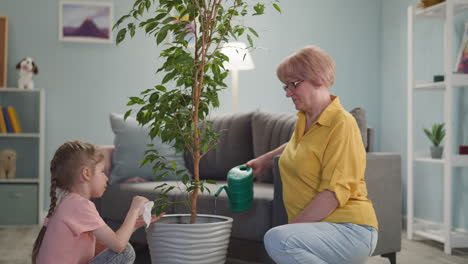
[0,88,42,93]
[0,133,40,138]
[414,73,468,90]
[413,220,468,247]
[414,154,468,166]
[0,179,38,183]
[414,157,445,164]
[414,153,468,167]
[414,0,468,18]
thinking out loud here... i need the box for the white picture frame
[59,1,113,44]
[456,22,468,73]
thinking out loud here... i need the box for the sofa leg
[381,252,396,264]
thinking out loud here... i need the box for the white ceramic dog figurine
[16,57,38,89]
[0,149,16,179]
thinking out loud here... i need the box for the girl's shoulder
[59,193,95,211]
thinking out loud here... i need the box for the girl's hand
[134,213,166,230]
[129,196,150,215]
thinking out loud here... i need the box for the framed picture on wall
[0,16,8,87]
[456,22,468,74]
[59,1,113,43]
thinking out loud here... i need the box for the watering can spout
[215,185,230,198]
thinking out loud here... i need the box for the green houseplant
[114,0,280,262]
[423,123,445,159]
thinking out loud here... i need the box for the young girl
[32,140,163,264]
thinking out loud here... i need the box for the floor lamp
[221,42,255,112]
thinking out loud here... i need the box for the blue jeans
[264,222,378,264]
[89,243,135,264]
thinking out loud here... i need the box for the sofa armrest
[367,127,375,152]
[366,152,402,256]
[272,155,288,227]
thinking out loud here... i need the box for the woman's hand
[134,213,166,230]
[246,155,273,177]
[245,143,287,176]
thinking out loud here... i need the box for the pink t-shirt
[37,193,106,264]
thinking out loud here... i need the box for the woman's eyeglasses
[283,80,304,91]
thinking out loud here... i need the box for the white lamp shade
[221,42,255,70]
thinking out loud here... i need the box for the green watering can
[215,165,254,213]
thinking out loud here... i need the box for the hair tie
[44,217,49,227]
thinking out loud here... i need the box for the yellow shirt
[279,95,378,229]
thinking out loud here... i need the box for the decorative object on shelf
[59,1,113,44]
[433,74,444,82]
[417,0,445,9]
[0,16,7,88]
[456,22,468,74]
[423,123,445,159]
[15,57,38,89]
[0,149,16,179]
[459,145,468,154]
[221,42,255,112]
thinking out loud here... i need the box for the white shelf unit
[0,88,45,226]
[407,0,468,254]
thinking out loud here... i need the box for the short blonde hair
[277,45,336,88]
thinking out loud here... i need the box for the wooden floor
[0,226,467,264]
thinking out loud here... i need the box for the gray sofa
[95,111,401,264]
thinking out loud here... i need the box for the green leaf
[162,71,176,84]
[156,29,168,45]
[155,85,167,92]
[273,3,281,13]
[155,13,167,21]
[145,0,151,10]
[116,28,127,45]
[128,23,136,38]
[248,27,258,37]
[182,174,189,185]
[124,110,132,120]
[247,34,253,47]
[145,22,158,33]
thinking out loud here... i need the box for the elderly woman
[246,46,378,264]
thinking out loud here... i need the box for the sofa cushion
[109,113,185,184]
[184,112,254,180]
[251,112,296,183]
[349,107,368,149]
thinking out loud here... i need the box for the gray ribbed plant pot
[146,214,233,264]
[431,146,443,159]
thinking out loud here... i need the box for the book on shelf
[0,106,6,133]
[7,106,22,133]
[2,107,13,133]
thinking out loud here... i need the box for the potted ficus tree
[423,123,445,159]
[114,0,281,262]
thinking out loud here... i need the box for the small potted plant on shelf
[423,123,445,159]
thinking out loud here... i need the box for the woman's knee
[264,225,288,253]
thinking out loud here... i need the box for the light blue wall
[381,0,468,230]
[0,1,382,212]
